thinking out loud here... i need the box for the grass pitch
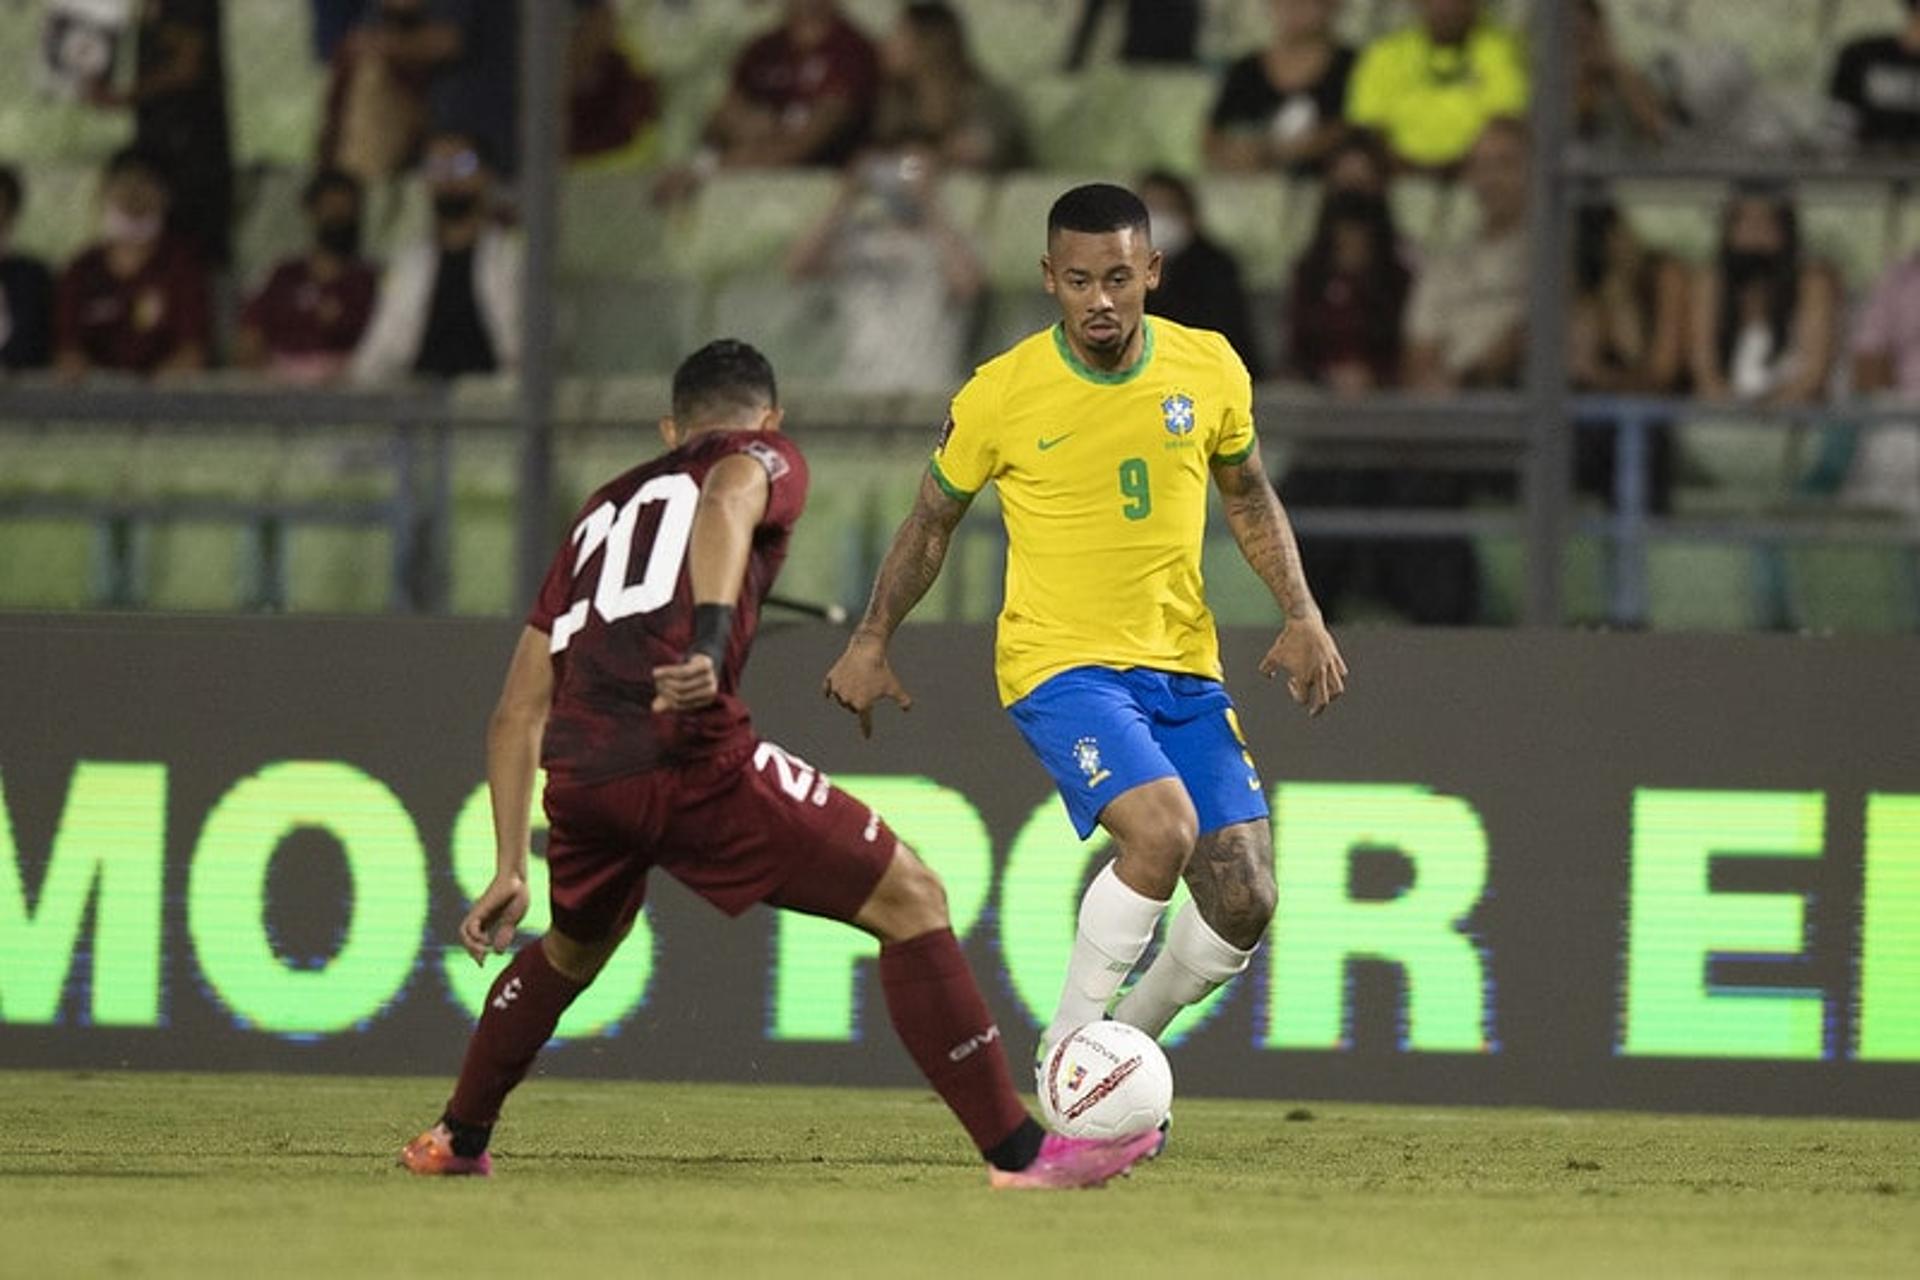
[0,1071,1914,1279]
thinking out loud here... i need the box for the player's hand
[822,635,913,739]
[459,873,530,966]
[651,654,719,713]
[1259,615,1348,717]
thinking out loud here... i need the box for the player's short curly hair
[1047,183,1150,241]
[671,339,778,425]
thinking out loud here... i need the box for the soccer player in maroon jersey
[401,340,1164,1188]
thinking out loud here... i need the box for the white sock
[1111,901,1254,1038]
[1041,862,1169,1058]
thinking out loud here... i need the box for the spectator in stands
[54,148,211,379]
[703,0,881,169]
[1405,117,1529,392]
[786,134,983,393]
[1842,246,1920,514]
[324,0,519,179]
[319,0,437,182]
[91,0,234,268]
[1324,127,1393,197]
[1064,0,1201,69]
[0,165,55,372]
[1829,0,1920,150]
[1569,201,1689,513]
[1688,184,1840,407]
[311,0,368,62]
[1346,0,1528,172]
[1138,171,1261,377]
[873,2,1025,172]
[567,0,660,166]
[1204,0,1356,175]
[352,132,521,383]
[1573,0,1672,147]
[235,169,377,385]
[1287,189,1408,393]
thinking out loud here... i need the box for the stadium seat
[1391,175,1468,256]
[1829,0,1913,47]
[226,1,325,164]
[1647,541,1768,630]
[283,526,392,613]
[1782,542,1920,633]
[706,278,845,381]
[10,163,102,267]
[449,495,517,617]
[680,170,841,282]
[938,171,996,240]
[560,170,676,282]
[1195,174,1290,290]
[561,275,703,376]
[1474,533,1609,627]
[1682,0,1824,88]
[1024,69,1215,175]
[142,521,255,612]
[982,173,1097,291]
[1616,181,1723,265]
[1673,417,1798,510]
[1895,193,1920,261]
[0,518,98,610]
[233,166,309,295]
[1801,185,1898,291]
[975,290,1058,363]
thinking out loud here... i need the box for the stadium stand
[3,0,1919,631]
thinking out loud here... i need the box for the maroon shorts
[542,739,897,941]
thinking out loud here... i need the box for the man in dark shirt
[707,0,880,167]
[0,165,55,372]
[93,0,234,268]
[236,168,377,384]
[55,148,212,378]
[1830,0,1920,148]
[1138,171,1263,377]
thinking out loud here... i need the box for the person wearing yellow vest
[1346,0,1529,171]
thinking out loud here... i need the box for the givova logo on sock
[491,977,522,1011]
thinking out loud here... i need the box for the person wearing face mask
[1689,184,1840,408]
[54,148,211,379]
[350,132,523,384]
[1138,171,1261,378]
[786,135,984,392]
[234,169,378,385]
[0,165,55,373]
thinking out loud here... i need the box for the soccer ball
[1037,1021,1174,1139]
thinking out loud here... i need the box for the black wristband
[689,603,734,669]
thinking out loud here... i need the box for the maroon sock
[446,941,586,1129]
[878,928,1032,1156]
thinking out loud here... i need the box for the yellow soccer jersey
[930,317,1258,705]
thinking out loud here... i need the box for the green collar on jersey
[1052,318,1156,386]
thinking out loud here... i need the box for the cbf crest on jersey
[1161,391,1196,437]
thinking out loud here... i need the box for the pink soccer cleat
[399,1123,493,1177]
[987,1128,1166,1190]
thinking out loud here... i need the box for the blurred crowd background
[2,0,1919,630]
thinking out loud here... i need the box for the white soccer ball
[1037,1021,1174,1139]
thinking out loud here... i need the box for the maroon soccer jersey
[527,429,808,784]
[55,235,212,374]
[240,255,377,360]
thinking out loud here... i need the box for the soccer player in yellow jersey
[825,182,1346,1070]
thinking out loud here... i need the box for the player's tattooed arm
[826,471,969,736]
[1211,449,1317,623]
[1212,447,1349,716]
[851,470,971,645]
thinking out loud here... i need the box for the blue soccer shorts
[1007,665,1269,840]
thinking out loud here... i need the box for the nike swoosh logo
[1037,433,1074,451]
